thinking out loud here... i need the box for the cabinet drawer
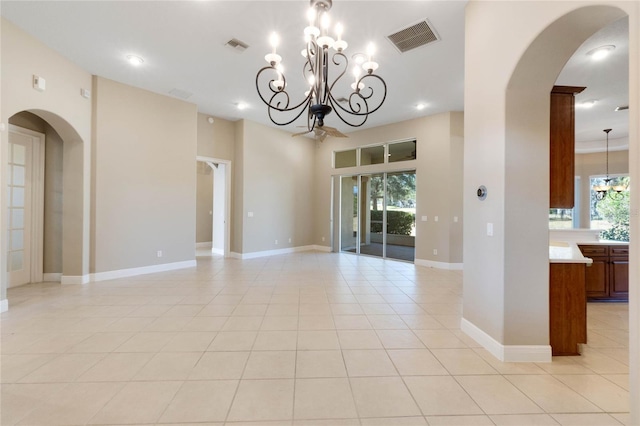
[611,246,629,256]
[579,245,608,256]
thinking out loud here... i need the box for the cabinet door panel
[549,92,575,208]
[610,257,629,299]
[585,257,608,299]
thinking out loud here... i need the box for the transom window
[334,139,417,169]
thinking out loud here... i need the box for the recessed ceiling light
[577,100,597,108]
[126,54,144,66]
[586,45,615,60]
[237,102,248,110]
[416,103,426,110]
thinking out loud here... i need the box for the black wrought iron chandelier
[255,0,387,133]
[592,128,627,200]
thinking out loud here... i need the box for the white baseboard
[195,242,212,249]
[61,275,91,285]
[43,273,62,282]
[461,317,552,363]
[415,258,463,270]
[0,299,8,313]
[60,260,197,285]
[91,260,197,282]
[231,245,330,260]
[211,247,224,255]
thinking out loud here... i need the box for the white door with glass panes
[7,126,45,287]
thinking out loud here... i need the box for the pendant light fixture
[592,128,627,201]
[255,0,387,133]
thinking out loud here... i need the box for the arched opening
[4,109,86,288]
[463,0,638,418]
[502,5,629,343]
[503,3,635,418]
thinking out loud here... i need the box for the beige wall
[314,112,464,265]
[197,113,236,162]
[91,76,198,272]
[233,120,316,254]
[8,112,64,274]
[1,18,92,296]
[575,150,629,228]
[463,0,637,370]
[196,162,214,243]
[232,121,244,253]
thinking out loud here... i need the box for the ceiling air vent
[387,19,439,53]
[225,38,249,52]
[168,88,193,100]
[615,105,629,111]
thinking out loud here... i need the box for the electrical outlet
[275,239,278,245]
[421,216,428,221]
[322,236,325,242]
[157,250,163,258]
[454,216,459,223]
[247,212,254,217]
[487,223,494,237]
[434,216,439,222]
[288,238,292,243]
[433,249,438,255]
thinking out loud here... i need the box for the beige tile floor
[0,251,630,425]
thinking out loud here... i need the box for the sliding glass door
[360,174,384,258]
[339,171,415,262]
[385,171,416,261]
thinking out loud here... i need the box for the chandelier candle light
[592,128,628,201]
[256,0,387,132]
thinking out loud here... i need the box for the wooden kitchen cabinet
[550,263,587,356]
[550,85,585,208]
[610,246,630,298]
[579,244,629,301]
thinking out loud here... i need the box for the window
[549,177,579,229]
[388,140,416,163]
[360,145,385,165]
[549,208,574,229]
[334,149,357,168]
[590,175,630,242]
[333,139,417,169]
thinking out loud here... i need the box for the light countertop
[549,241,593,264]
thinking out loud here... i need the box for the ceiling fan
[291,125,348,142]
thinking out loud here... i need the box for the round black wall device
[477,185,487,200]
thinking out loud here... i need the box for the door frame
[196,155,231,257]
[8,125,45,286]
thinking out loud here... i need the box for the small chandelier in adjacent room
[255,0,387,133]
[592,128,628,201]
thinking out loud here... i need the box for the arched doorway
[2,109,87,292]
[462,1,638,421]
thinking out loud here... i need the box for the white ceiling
[1,1,629,151]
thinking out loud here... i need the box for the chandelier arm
[327,51,348,94]
[303,42,318,101]
[257,67,314,114]
[306,112,318,133]
[326,95,369,127]
[329,74,387,117]
[267,95,314,127]
[354,74,387,115]
[321,48,330,105]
